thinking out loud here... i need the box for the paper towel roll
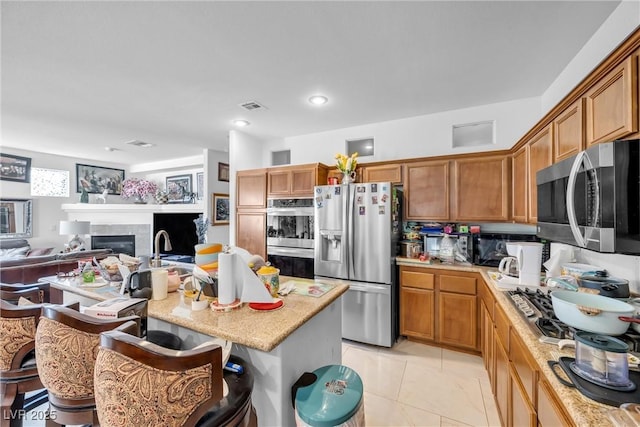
[218,252,235,304]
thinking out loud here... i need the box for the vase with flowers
[335,152,358,184]
[121,178,158,204]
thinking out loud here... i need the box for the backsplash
[551,242,640,294]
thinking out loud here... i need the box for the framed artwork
[76,163,124,194]
[166,174,193,203]
[0,153,32,183]
[196,172,204,200]
[212,193,230,226]
[218,162,229,182]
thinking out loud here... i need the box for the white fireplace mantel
[61,203,205,225]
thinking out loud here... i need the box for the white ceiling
[1,1,621,166]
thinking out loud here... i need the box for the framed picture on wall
[218,162,229,182]
[76,163,124,194]
[166,174,192,203]
[212,193,230,226]
[196,172,204,200]
[0,153,32,183]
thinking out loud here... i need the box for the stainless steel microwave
[536,140,640,254]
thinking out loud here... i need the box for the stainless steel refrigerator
[314,182,401,347]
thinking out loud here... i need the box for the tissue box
[84,297,147,321]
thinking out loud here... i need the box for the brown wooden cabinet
[537,377,572,427]
[362,163,402,184]
[553,99,584,162]
[510,365,537,427]
[480,299,495,393]
[235,211,266,259]
[404,161,450,221]
[399,267,435,340]
[267,164,327,198]
[237,169,267,209]
[494,333,509,427]
[585,56,638,146]
[527,125,553,224]
[437,273,477,350]
[509,329,537,407]
[511,146,528,223]
[399,266,479,351]
[452,155,510,221]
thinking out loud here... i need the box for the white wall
[0,147,217,253]
[228,130,267,246]
[204,149,230,245]
[0,147,130,252]
[262,97,542,167]
[542,1,640,111]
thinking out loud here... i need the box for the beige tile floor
[342,338,501,427]
[20,338,500,427]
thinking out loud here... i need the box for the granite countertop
[43,275,349,353]
[395,257,616,426]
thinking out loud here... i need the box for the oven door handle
[266,246,314,259]
[266,208,314,216]
[566,151,586,248]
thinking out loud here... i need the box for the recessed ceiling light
[233,119,250,127]
[309,95,328,105]
[104,146,118,152]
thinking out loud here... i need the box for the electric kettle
[125,269,153,298]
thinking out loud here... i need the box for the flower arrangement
[121,178,158,201]
[335,152,358,174]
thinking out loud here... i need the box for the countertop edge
[148,284,349,352]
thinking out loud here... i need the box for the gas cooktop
[507,287,640,351]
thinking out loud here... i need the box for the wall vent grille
[239,101,267,111]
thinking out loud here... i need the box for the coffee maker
[498,241,543,286]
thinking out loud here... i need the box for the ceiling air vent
[239,101,268,111]
[125,140,155,148]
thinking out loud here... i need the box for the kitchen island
[396,257,616,427]
[41,275,349,426]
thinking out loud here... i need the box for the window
[452,121,495,148]
[346,138,374,157]
[271,150,291,166]
[30,168,70,197]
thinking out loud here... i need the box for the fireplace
[91,235,136,257]
[153,212,201,259]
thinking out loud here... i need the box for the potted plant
[121,178,158,204]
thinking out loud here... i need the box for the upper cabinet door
[267,170,291,196]
[267,165,324,198]
[585,56,638,146]
[527,125,553,223]
[290,167,317,196]
[236,169,267,209]
[404,161,450,221]
[453,155,510,222]
[511,146,528,224]
[362,164,402,184]
[553,98,584,162]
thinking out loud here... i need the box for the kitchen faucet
[152,230,172,268]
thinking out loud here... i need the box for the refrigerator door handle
[347,185,355,278]
[347,283,390,294]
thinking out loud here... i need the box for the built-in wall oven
[266,199,315,279]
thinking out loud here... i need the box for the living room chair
[35,305,140,426]
[0,286,43,305]
[94,330,257,427]
[0,282,52,303]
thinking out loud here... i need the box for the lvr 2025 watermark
[2,408,56,421]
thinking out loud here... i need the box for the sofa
[0,239,113,303]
